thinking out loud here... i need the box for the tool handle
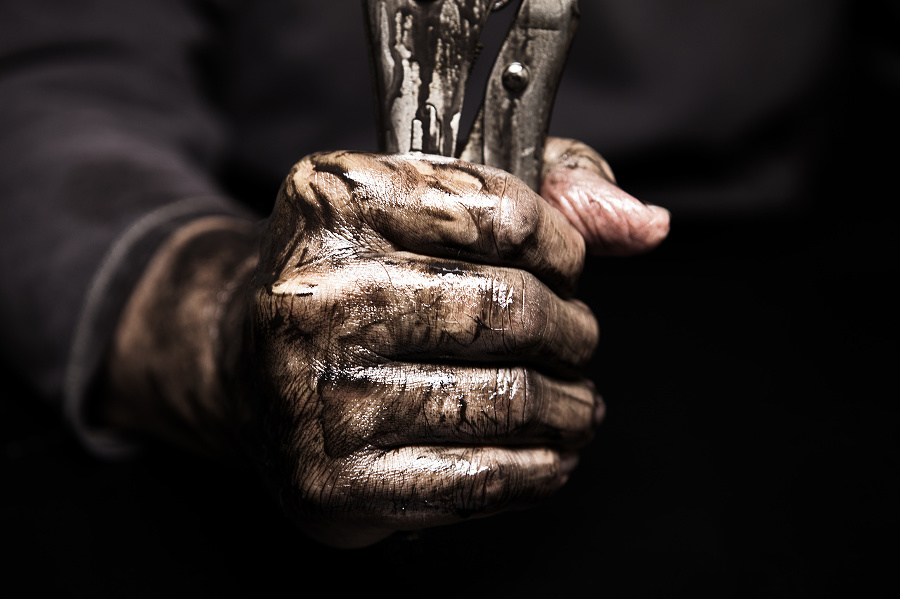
[364,0,579,192]
[363,0,494,157]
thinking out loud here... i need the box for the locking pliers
[363,0,579,191]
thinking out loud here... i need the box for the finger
[541,137,670,256]
[300,444,576,534]
[300,151,587,297]
[317,364,601,457]
[271,254,599,374]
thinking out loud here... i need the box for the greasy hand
[102,141,667,549]
[245,151,601,547]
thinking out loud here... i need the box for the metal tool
[363,0,579,191]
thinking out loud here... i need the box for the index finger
[303,152,587,297]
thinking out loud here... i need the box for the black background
[2,1,898,596]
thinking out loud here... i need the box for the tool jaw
[364,0,579,191]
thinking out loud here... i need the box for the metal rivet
[502,62,529,92]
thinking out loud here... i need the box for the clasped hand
[104,139,669,548]
[251,149,599,547]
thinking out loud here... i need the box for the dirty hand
[102,143,668,549]
[247,150,601,547]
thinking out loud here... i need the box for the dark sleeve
[0,0,251,457]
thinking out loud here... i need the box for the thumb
[541,138,670,256]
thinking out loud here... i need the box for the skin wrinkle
[541,138,670,256]
[488,174,506,261]
[319,363,593,455]
[280,254,594,371]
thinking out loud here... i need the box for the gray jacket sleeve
[0,0,251,457]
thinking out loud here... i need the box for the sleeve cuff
[63,196,256,459]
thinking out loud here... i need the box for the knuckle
[514,272,552,353]
[505,367,538,433]
[472,269,549,355]
[491,179,541,259]
[284,151,365,229]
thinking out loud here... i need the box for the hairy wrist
[101,216,258,457]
